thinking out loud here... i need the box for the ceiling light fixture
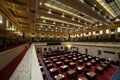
[48,26,51,28]
[72,17,75,21]
[67,25,69,27]
[78,19,80,23]
[43,20,46,23]
[41,16,83,27]
[99,23,102,26]
[39,2,43,5]
[39,28,41,30]
[48,9,52,14]
[53,22,56,24]
[40,25,43,27]
[61,23,64,26]
[61,13,65,18]
[45,28,48,31]
[115,18,120,22]
[44,3,94,24]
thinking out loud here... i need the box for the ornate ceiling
[0,0,120,34]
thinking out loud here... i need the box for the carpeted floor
[40,53,118,80]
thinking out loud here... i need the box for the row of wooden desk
[42,52,112,80]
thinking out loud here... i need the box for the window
[89,32,91,36]
[117,27,120,32]
[6,20,9,27]
[84,33,86,36]
[0,15,2,24]
[106,29,109,34]
[81,33,83,36]
[12,24,15,31]
[93,31,95,35]
[100,30,103,34]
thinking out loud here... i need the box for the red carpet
[41,53,118,80]
[0,44,30,80]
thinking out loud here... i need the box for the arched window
[0,15,2,24]
[6,20,9,27]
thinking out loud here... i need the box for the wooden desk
[84,58,88,62]
[70,62,76,68]
[82,55,86,58]
[60,65,68,72]
[78,77,88,80]
[67,69,76,78]
[64,59,70,65]
[54,74,65,80]
[50,68,58,76]
[47,63,54,69]
[86,62,92,69]
[91,59,96,66]
[86,71,96,80]
[88,56,92,60]
[105,61,111,66]
[78,56,82,59]
[73,55,76,57]
[77,66,84,73]
[53,59,59,63]
[68,56,72,59]
[64,54,68,58]
[72,57,77,62]
[43,58,47,61]
[95,58,100,63]
[78,60,83,65]
[60,58,65,61]
[101,63,108,70]
[44,60,51,64]
[56,61,62,66]
[57,56,61,59]
[50,57,56,60]
[96,66,103,74]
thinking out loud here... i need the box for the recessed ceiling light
[100,9,102,11]
[43,20,46,23]
[39,2,42,5]
[95,24,98,26]
[48,26,51,28]
[48,9,52,14]
[61,13,65,18]
[92,7,95,11]
[94,4,96,7]
[89,24,92,26]
[53,22,56,24]
[51,29,53,31]
[72,17,75,21]
[67,25,69,27]
[98,11,101,15]
[115,18,120,22]
[61,23,64,26]
[45,28,48,31]
[78,19,80,23]
[99,23,102,26]
[39,28,41,30]
[40,25,43,27]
